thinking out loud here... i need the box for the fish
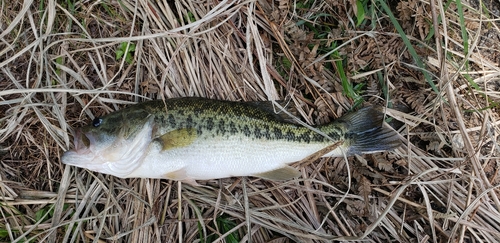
[61,97,401,182]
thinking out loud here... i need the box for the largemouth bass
[61,97,400,182]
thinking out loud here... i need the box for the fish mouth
[74,128,91,153]
[69,128,95,154]
[61,129,95,166]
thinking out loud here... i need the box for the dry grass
[1,0,499,242]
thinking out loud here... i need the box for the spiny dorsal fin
[158,128,197,151]
[253,165,301,180]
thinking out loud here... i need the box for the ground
[1,0,499,242]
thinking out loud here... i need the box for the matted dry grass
[1,0,499,242]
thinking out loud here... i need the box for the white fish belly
[129,136,334,180]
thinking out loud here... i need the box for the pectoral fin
[253,166,301,180]
[158,128,197,151]
[164,168,188,180]
[164,168,201,186]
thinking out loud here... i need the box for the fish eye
[92,117,103,127]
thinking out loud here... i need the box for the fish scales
[138,98,341,143]
[61,97,401,182]
[123,99,343,143]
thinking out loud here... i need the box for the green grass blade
[356,0,366,27]
[455,0,468,55]
[377,0,439,94]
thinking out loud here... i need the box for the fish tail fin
[335,106,401,155]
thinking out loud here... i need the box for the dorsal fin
[245,100,299,124]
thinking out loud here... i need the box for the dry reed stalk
[0,0,499,242]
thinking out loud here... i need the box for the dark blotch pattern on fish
[167,114,176,127]
[229,121,238,135]
[122,97,345,144]
[217,119,226,135]
[206,117,214,131]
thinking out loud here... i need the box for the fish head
[61,107,154,178]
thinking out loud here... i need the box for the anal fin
[253,166,301,181]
